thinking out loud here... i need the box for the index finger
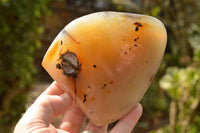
[43,81,65,95]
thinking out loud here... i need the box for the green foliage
[155,26,200,132]
[150,6,161,17]
[150,66,200,133]
[188,23,200,66]
[160,67,199,100]
[0,0,50,132]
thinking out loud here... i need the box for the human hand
[14,82,142,133]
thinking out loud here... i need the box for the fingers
[19,83,72,128]
[110,103,143,133]
[43,81,65,95]
[15,81,142,133]
[36,92,72,119]
[85,121,108,133]
[59,102,87,133]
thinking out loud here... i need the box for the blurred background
[0,0,200,132]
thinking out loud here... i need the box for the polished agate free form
[42,12,167,125]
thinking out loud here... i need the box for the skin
[14,81,142,133]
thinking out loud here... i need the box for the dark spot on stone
[102,84,107,89]
[83,94,87,103]
[134,22,143,32]
[93,64,97,68]
[56,63,62,69]
[124,52,127,55]
[135,27,139,31]
[134,22,143,27]
[60,50,80,78]
[134,37,139,41]
[134,44,138,47]
[88,85,91,88]
[61,40,63,45]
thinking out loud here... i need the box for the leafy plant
[0,0,50,132]
[150,22,200,133]
[148,64,199,133]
